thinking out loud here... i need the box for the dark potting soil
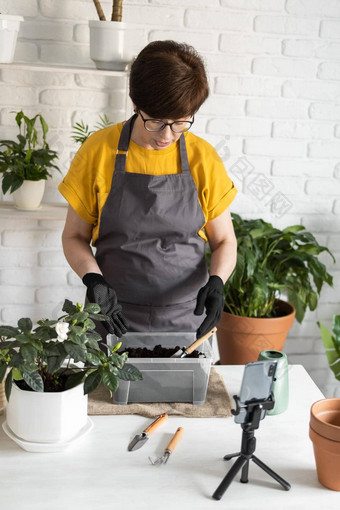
[124,345,205,358]
[15,374,69,393]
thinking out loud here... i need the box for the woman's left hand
[194,275,224,339]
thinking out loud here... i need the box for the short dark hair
[129,40,209,119]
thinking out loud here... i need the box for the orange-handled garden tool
[171,327,217,358]
[128,413,168,451]
[149,427,184,465]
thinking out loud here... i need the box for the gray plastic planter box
[107,332,213,406]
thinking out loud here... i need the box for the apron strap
[179,133,190,174]
[115,114,137,174]
[114,114,190,175]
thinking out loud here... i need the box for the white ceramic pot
[6,382,88,443]
[0,15,24,63]
[12,179,45,210]
[89,20,141,71]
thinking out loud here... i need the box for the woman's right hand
[82,273,129,337]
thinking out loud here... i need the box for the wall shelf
[0,201,67,221]
[0,62,129,77]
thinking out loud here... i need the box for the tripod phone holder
[212,393,291,501]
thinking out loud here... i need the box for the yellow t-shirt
[58,122,237,244]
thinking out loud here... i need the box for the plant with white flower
[54,321,70,342]
[0,299,142,399]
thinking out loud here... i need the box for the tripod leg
[252,455,291,491]
[240,460,249,483]
[224,451,240,461]
[212,456,248,501]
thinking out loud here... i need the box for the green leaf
[62,299,78,315]
[0,363,7,383]
[46,355,66,374]
[318,320,340,381]
[69,311,89,323]
[9,352,23,367]
[84,370,102,395]
[84,318,96,330]
[84,303,101,314]
[20,343,37,362]
[12,367,23,381]
[282,225,305,234]
[84,333,101,350]
[86,352,102,366]
[0,325,19,338]
[102,370,119,393]
[117,364,143,382]
[332,315,340,349]
[34,325,57,341]
[64,342,86,363]
[64,371,85,390]
[18,318,33,333]
[22,371,44,392]
[5,370,12,401]
[2,172,23,194]
[110,352,127,369]
[43,341,62,356]
[16,333,31,344]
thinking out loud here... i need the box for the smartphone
[234,360,277,424]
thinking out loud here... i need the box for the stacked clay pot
[309,398,340,491]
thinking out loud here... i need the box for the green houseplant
[0,299,142,450]
[318,314,340,383]
[0,110,60,209]
[71,114,113,145]
[211,213,335,364]
[309,316,340,491]
[0,298,141,399]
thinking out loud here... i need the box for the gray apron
[95,114,208,333]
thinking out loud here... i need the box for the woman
[59,40,237,342]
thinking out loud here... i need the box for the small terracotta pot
[309,398,340,491]
[216,300,295,365]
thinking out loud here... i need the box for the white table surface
[0,365,338,510]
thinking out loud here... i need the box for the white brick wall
[0,0,339,397]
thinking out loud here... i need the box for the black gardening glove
[82,273,129,338]
[194,275,224,339]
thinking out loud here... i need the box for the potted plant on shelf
[0,110,60,210]
[0,299,142,452]
[0,13,24,63]
[309,315,340,491]
[71,113,113,145]
[210,213,335,364]
[89,0,144,71]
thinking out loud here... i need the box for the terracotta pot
[216,300,295,365]
[309,398,340,491]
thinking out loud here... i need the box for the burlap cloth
[88,367,232,418]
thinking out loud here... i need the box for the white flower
[54,321,70,342]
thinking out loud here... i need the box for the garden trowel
[128,413,168,451]
[171,327,217,358]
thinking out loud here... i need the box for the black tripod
[212,395,291,501]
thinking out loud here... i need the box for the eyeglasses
[138,111,194,133]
